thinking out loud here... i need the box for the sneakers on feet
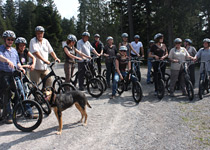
[110,95,115,99]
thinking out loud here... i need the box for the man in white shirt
[77,32,101,90]
[30,26,60,87]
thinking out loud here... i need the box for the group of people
[1,25,210,122]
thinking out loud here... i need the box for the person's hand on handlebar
[154,55,159,60]
[55,58,61,63]
[172,59,179,63]
[44,60,51,65]
[120,74,124,80]
[19,67,26,74]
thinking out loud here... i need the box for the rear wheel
[157,79,165,100]
[96,75,107,91]
[52,77,65,93]
[87,78,104,98]
[13,100,43,132]
[186,81,194,101]
[117,81,125,95]
[0,94,7,121]
[166,77,170,93]
[198,80,204,99]
[57,83,76,94]
[132,81,143,103]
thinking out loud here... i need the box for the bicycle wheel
[13,100,43,132]
[57,83,76,94]
[102,69,107,78]
[87,78,104,98]
[0,94,7,121]
[165,73,170,81]
[157,79,165,100]
[96,75,107,91]
[186,80,194,101]
[117,80,125,95]
[198,80,204,99]
[165,77,170,93]
[33,91,51,115]
[132,81,143,103]
[52,77,65,93]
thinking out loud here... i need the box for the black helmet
[2,30,16,39]
[15,37,27,44]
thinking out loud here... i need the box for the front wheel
[157,79,165,100]
[13,100,43,132]
[198,80,204,99]
[186,81,194,101]
[132,81,143,103]
[96,75,107,91]
[87,78,104,98]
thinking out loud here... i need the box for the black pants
[96,57,102,75]
[188,64,195,87]
[152,62,166,91]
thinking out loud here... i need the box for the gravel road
[0,64,210,150]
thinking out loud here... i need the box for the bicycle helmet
[2,30,16,39]
[185,39,192,44]
[154,33,163,40]
[106,36,113,41]
[15,37,27,44]
[67,34,77,42]
[149,40,155,43]
[134,35,140,39]
[35,26,45,32]
[174,38,182,43]
[203,38,210,43]
[94,34,100,38]
[119,46,127,51]
[122,33,128,38]
[82,32,90,37]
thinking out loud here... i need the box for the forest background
[0,0,210,60]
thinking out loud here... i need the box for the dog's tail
[87,101,92,108]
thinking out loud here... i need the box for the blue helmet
[134,35,140,39]
[154,33,163,40]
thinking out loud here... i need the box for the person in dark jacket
[92,34,104,75]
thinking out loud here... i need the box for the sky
[54,0,79,19]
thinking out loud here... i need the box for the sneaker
[110,95,115,99]
[5,116,13,124]
[30,114,39,119]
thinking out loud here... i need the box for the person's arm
[140,47,144,57]
[17,63,25,74]
[115,58,123,80]
[0,55,14,68]
[33,52,50,64]
[100,42,104,55]
[75,48,91,59]
[161,45,168,60]
[128,60,131,79]
[129,43,140,57]
[64,47,82,61]
[168,49,178,63]
[27,51,36,70]
[50,51,60,63]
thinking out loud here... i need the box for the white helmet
[2,30,16,39]
[119,46,127,51]
[106,36,113,41]
[35,26,45,32]
[67,34,77,42]
[82,32,90,37]
[15,37,27,44]
[122,33,128,38]
[154,33,163,40]
[174,38,182,43]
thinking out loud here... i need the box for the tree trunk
[127,0,134,42]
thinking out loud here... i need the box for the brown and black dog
[43,87,91,135]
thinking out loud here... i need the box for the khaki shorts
[30,69,52,87]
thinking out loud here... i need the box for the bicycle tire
[132,81,143,103]
[157,79,165,100]
[52,78,65,93]
[165,77,170,93]
[87,78,104,98]
[57,83,77,94]
[0,94,7,121]
[198,80,204,99]
[102,69,107,78]
[117,80,125,95]
[13,100,43,132]
[96,75,107,91]
[186,80,194,101]
[34,91,51,115]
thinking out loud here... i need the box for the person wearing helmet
[64,34,91,84]
[110,46,137,99]
[149,33,168,95]
[194,38,210,81]
[0,30,26,123]
[119,33,140,57]
[184,39,197,87]
[92,34,104,75]
[146,40,155,84]
[103,36,118,88]
[130,34,144,81]
[168,38,194,97]
[77,31,101,91]
[29,26,60,87]
[15,37,36,71]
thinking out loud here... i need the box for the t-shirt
[18,49,29,65]
[64,46,76,63]
[131,41,143,55]
[0,45,20,72]
[103,44,118,63]
[150,44,167,58]
[29,37,53,70]
[186,46,197,57]
[77,39,94,62]
[116,53,130,72]
[168,47,189,70]
[92,40,104,53]
[196,48,210,72]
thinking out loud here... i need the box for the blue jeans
[147,59,152,82]
[112,71,137,96]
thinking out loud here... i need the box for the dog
[43,87,91,135]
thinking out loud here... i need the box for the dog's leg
[75,103,84,123]
[53,107,62,135]
[83,108,88,126]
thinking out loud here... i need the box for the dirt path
[0,65,210,150]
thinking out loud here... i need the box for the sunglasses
[7,38,14,41]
